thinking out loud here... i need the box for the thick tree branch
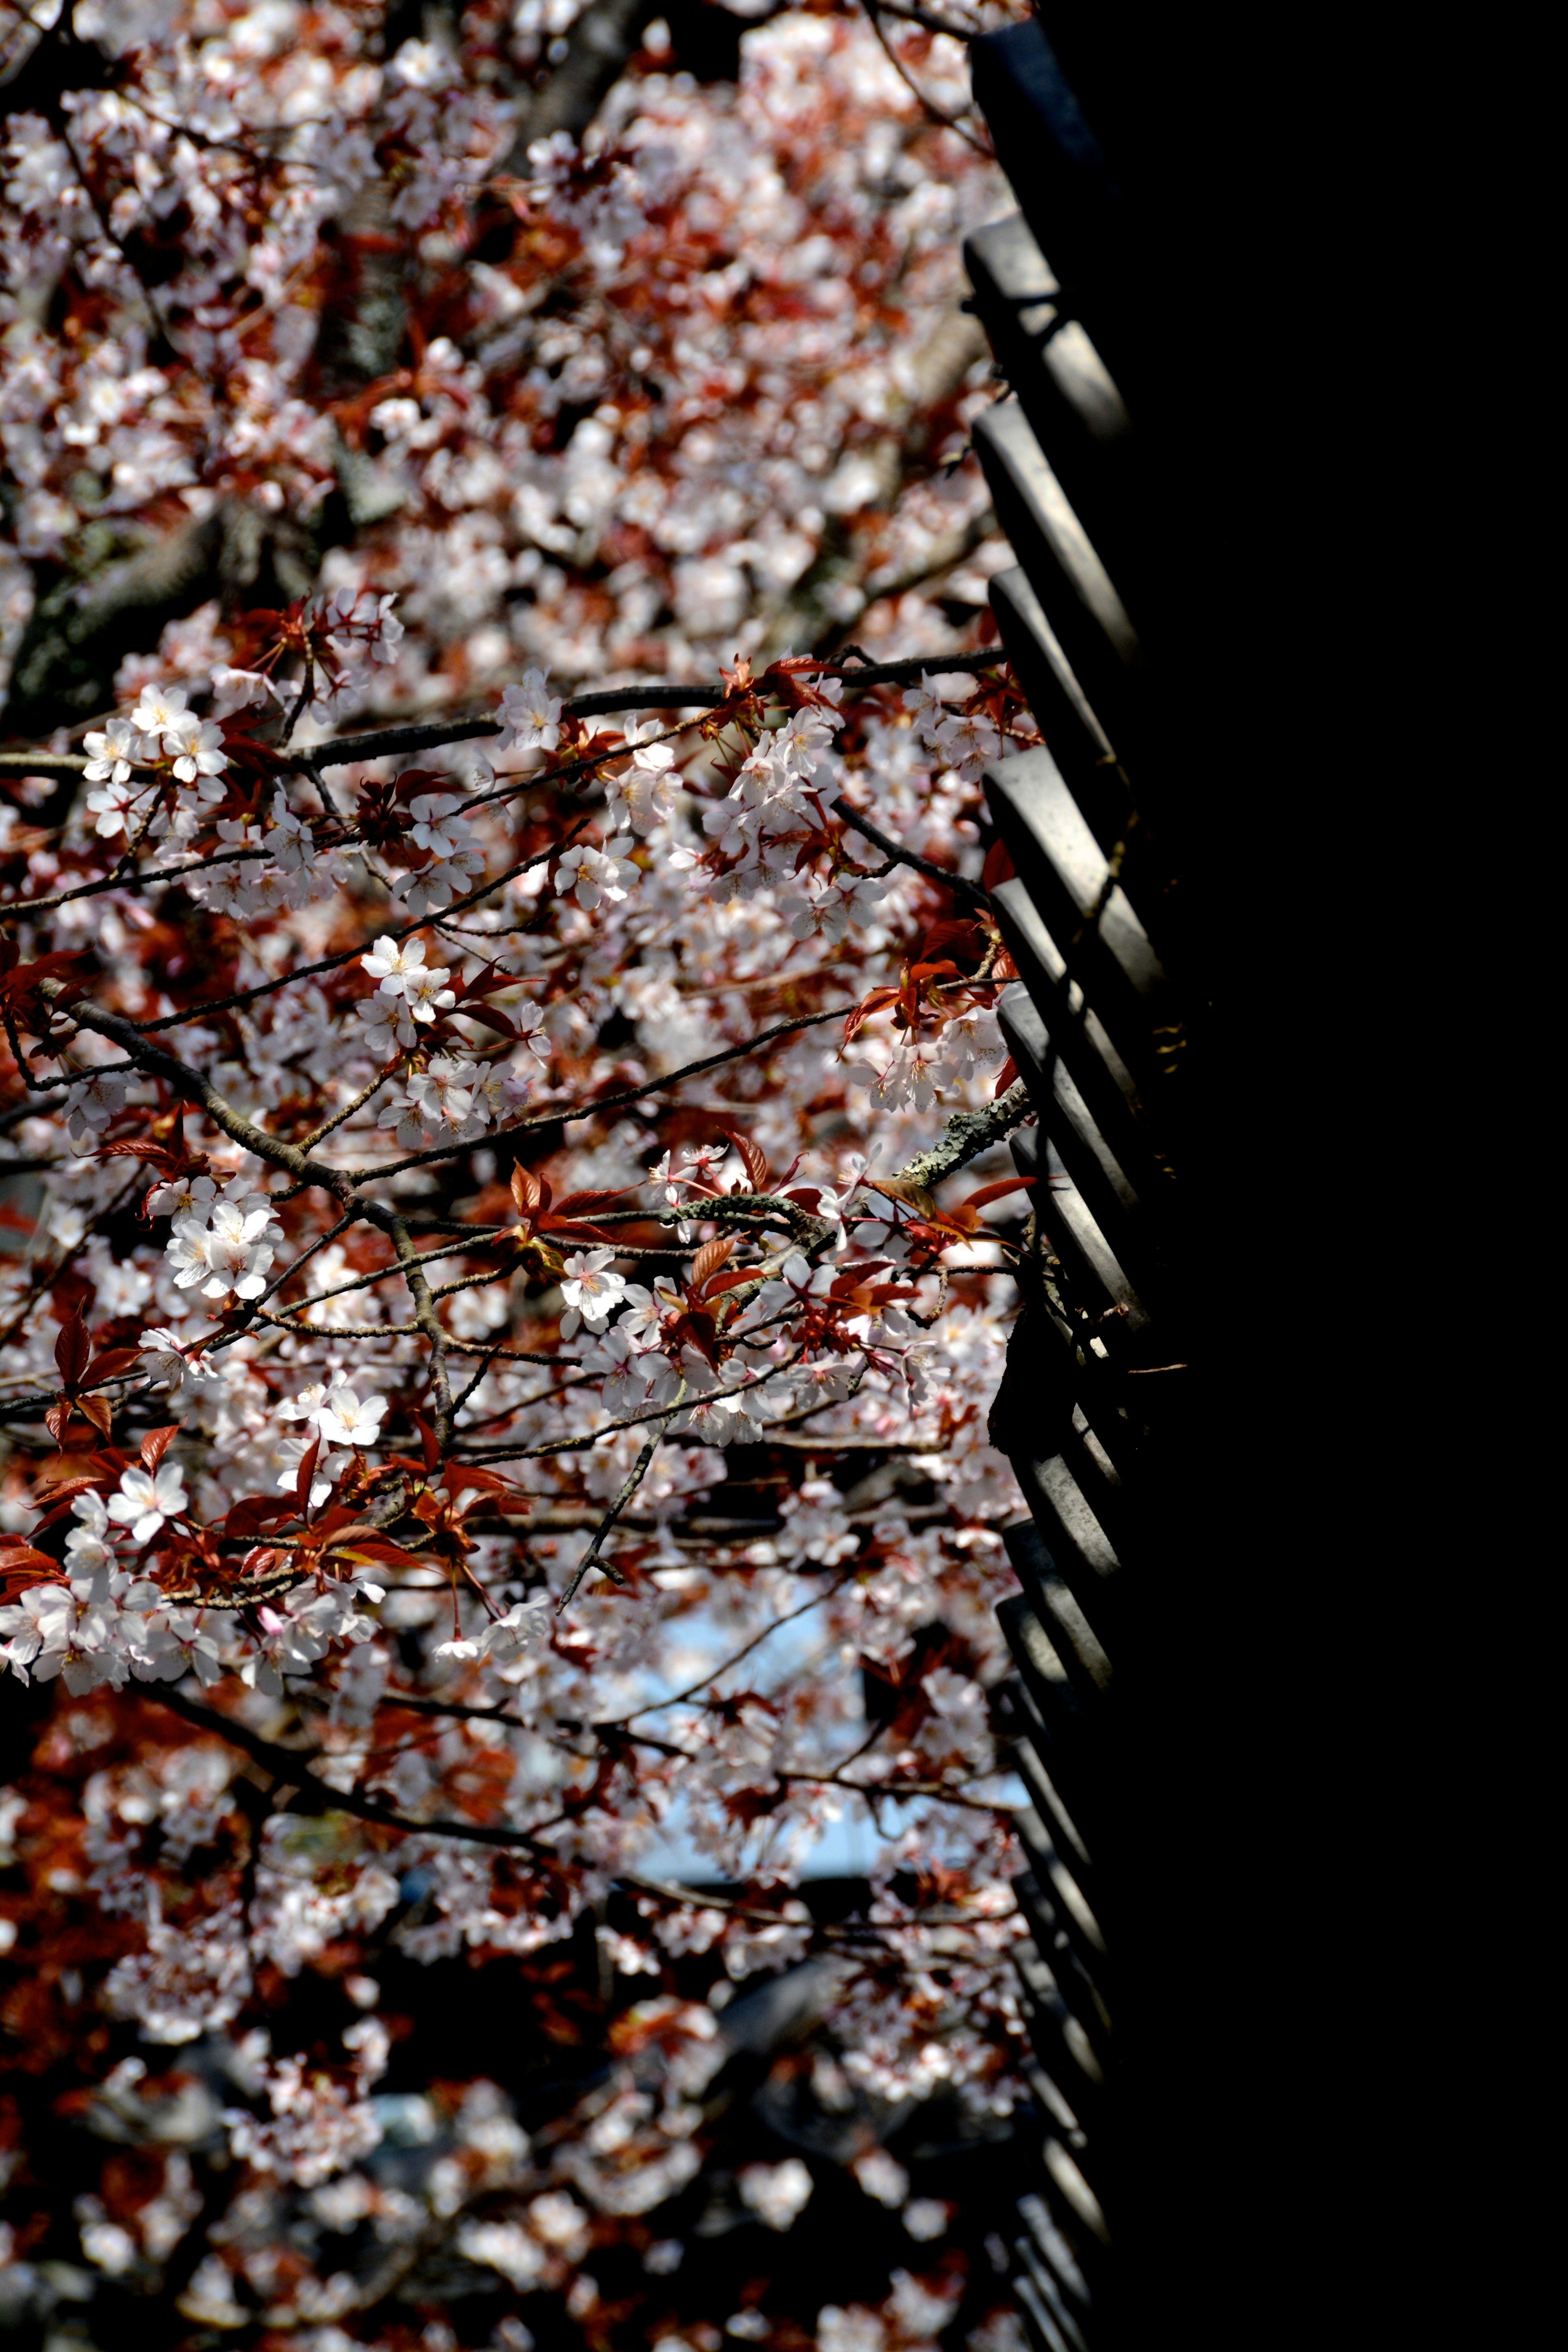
[891,1074,1033,1192]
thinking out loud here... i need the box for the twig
[831,794,990,909]
[460,1351,802,1464]
[451,1345,504,1418]
[862,0,994,157]
[296,1062,400,1153]
[557,1409,679,1608]
[390,1213,454,1457]
[862,0,980,36]
[597,1575,846,1728]
[330,1005,853,1185]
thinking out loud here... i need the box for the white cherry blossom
[169,715,229,789]
[107,1462,187,1545]
[315,1388,388,1448]
[362,936,430,994]
[138,1319,218,1393]
[400,962,457,1022]
[82,717,146,786]
[558,1249,627,1339]
[193,1202,279,1302]
[129,683,194,752]
[408,795,477,861]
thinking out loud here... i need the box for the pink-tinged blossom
[396,1057,482,1147]
[400,840,487,917]
[84,774,157,840]
[210,664,283,717]
[276,1381,333,1427]
[509,1000,552,1068]
[555,839,638,911]
[263,791,319,871]
[932,708,1000,782]
[62,1490,115,1585]
[498,668,562,752]
[63,1073,130,1150]
[789,871,889,944]
[145,1171,220,1221]
[353,994,418,1060]
[408,794,479,862]
[604,726,679,833]
[902,670,947,745]
[472,1061,535,1125]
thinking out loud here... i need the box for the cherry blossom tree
[0,3,1049,2344]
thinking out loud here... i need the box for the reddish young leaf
[548,1188,638,1218]
[98,1138,209,1177]
[842,986,898,1047]
[411,1413,441,1474]
[54,1307,91,1392]
[43,1400,69,1448]
[962,1176,1037,1211]
[0,950,98,1033]
[980,836,1016,891]
[443,1464,523,1502]
[721,1129,769,1193]
[704,1264,758,1301]
[866,1177,936,1217]
[84,1348,143,1387]
[76,1394,114,1439]
[0,1554,67,1600]
[690,1234,735,1296]
[140,1425,182,1472]
[223,1495,295,1540]
[0,1537,58,1570]
[27,1473,114,1531]
[293,1432,322,1517]
[667,1307,717,1364]
[510,1165,545,1217]
[453,1003,520,1040]
[991,1054,1020,1098]
[325,1535,431,1572]
[917,918,985,963]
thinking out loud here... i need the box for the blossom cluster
[0,2,1048,2344]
